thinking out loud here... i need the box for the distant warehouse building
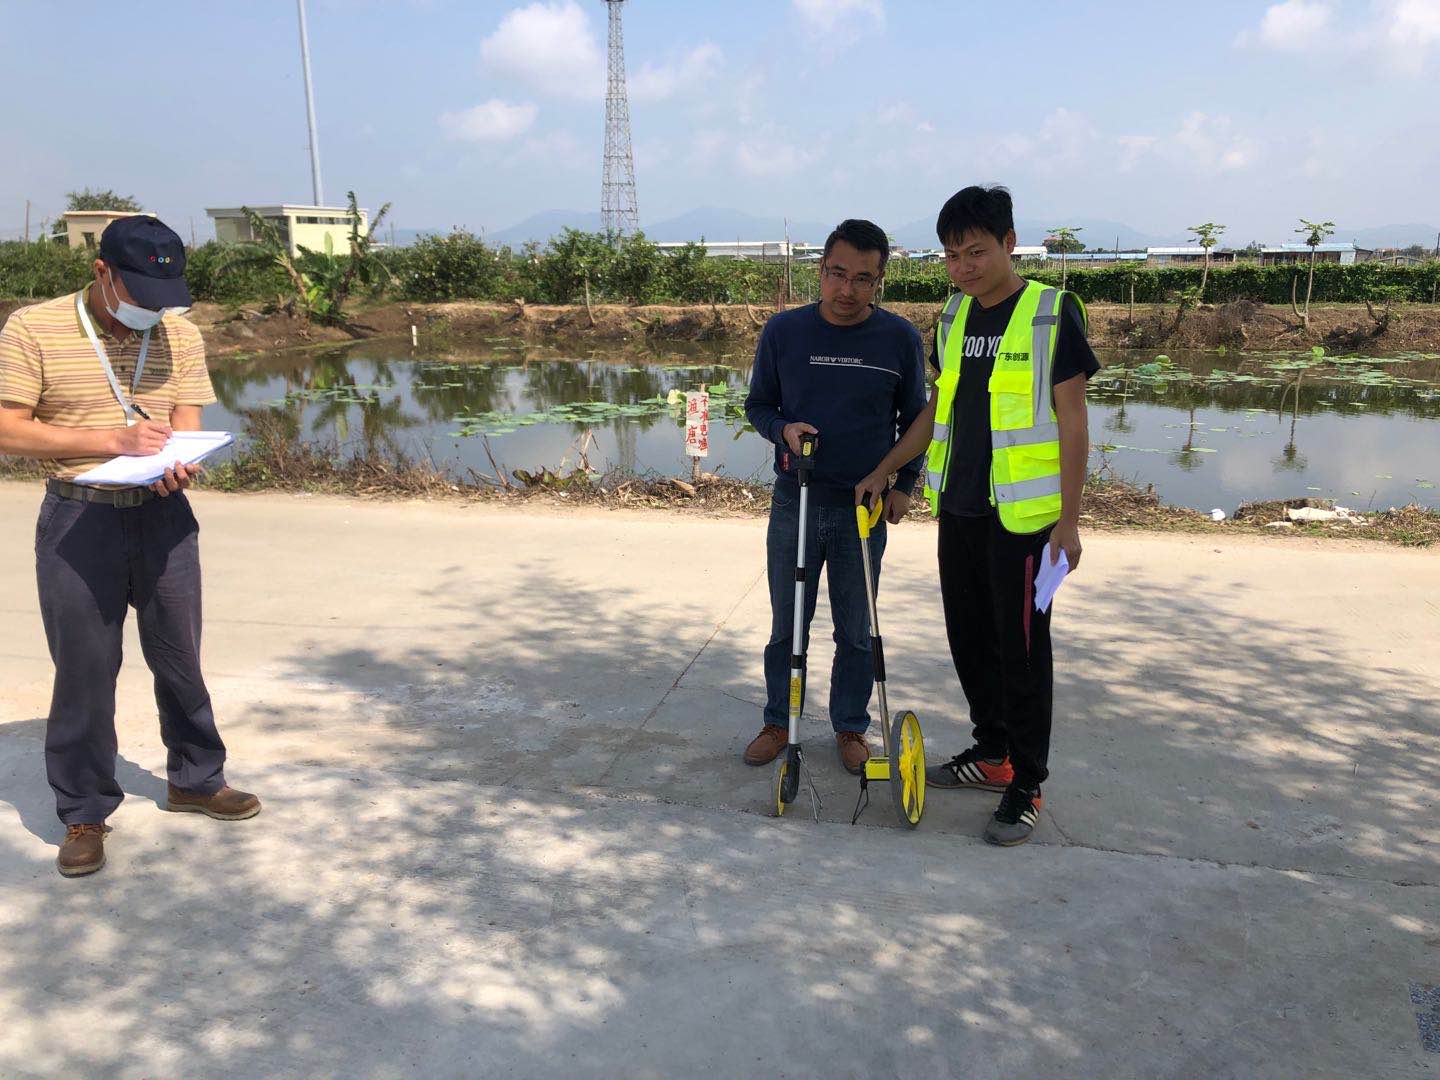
[1039,251,1145,266]
[1010,247,1146,265]
[1259,242,1373,266]
[654,240,793,263]
[206,204,369,257]
[1146,246,1239,265]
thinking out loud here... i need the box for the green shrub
[0,241,93,299]
[388,230,515,301]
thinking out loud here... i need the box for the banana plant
[220,192,392,326]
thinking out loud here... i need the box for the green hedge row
[5,233,1438,308]
[880,258,1440,304]
[377,229,794,305]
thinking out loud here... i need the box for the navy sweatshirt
[744,304,927,507]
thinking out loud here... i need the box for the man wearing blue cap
[0,216,260,878]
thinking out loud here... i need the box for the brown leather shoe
[836,732,870,775]
[57,823,107,877]
[166,784,261,821]
[743,724,788,766]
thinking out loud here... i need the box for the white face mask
[101,273,164,331]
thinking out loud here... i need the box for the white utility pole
[296,0,325,206]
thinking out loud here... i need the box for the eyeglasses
[821,266,881,291]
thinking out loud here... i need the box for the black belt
[46,478,156,508]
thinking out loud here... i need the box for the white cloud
[1036,107,1101,169]
[1377,0,1440,71]
[1236,0,1440,69]
[480,1,605,102]
[631,43,724,104]
[522,129,583,161]
[1122,112,1260,172]
[792,0,885,47]
[1172,112,1259,170]
[1237,0,1334,50]
[439,99,538,141]
[736,129,822,178]
[688,126,820,179]
[876,103,935,134]
[1117,134,1160,172]
[1385,0,1440,43]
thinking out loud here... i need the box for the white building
[206,204,368,256]
[57,210,153,250]
[1259,242,1372,266]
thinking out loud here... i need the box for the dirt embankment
[2,295,1434,356]
[183,299,1440,357]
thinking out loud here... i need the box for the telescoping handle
[855,497,884,539]
[795,432,818,484]
[854,495,890,749]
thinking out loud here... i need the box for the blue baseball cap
[98,215,193,311]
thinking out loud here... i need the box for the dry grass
[1232,496,1440,547]
[6,417,1435,546]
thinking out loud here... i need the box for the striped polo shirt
[0,288,216,479]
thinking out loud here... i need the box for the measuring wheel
[774,755,792,816]
[889,710,925,828]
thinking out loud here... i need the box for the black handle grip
[795,433,818,479]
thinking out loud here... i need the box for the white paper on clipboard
[71,431,234,487]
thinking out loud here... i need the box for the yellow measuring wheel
[849,498,926,829]
[889,709,925,827]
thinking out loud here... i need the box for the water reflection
[205,342,1440,511]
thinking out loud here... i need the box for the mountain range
[395,209,1439,253]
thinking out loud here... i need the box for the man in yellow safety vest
[856,185,1097,846]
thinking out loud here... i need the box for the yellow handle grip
[855,498,884,538]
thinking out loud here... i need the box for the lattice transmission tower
[601,0,640,238]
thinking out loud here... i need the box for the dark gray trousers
[34,490,226,825]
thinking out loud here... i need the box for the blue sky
[2,0,1438,244]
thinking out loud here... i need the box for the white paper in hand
[1034,547,1069,614]
[72,431,234,487]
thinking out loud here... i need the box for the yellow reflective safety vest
[923,280,1083,534]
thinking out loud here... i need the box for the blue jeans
[763,483,886,734]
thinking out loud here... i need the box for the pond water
[206,339,1440,512]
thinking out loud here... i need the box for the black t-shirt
[928,284,1100,516]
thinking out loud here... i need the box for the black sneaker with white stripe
[925,746,1013,791]
[983,782,1043,846]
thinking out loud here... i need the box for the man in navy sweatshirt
[742,219,927,775]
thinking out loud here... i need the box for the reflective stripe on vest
[935,293,964,359]
[923,280,1067,534]
[994,473,1063,504]
[922,292,969,510]
[992,422,1059,449]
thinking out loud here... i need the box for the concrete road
[0,483,1436,1078]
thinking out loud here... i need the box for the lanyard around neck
[77,288,150,422]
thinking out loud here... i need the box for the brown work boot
[166,785,262,821]
[57,823,107,877]
[836,732,870,775]
[743,724,788,766]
